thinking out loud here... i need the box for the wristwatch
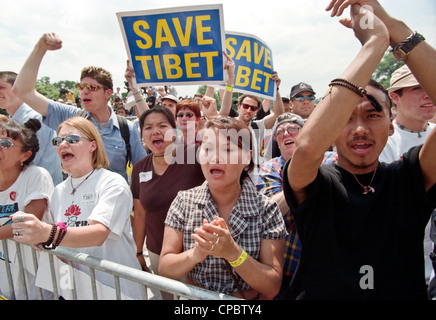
[391,32,425,62]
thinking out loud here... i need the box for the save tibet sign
[117,5,276,99]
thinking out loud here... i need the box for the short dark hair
[139,107,176,133]
[0,118,41,166]
[0,71,18,86]
[368,79,392,117]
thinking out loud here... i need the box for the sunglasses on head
[293,95,315,102]
[241,103,259,112]
[52,135,90,146]
[176,112,195,118]
[0,138,23,150]
[76,82,105,91]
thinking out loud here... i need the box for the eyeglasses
[0,138,23,150]
[293,95,315,102]
[76,82,105,91]
[241,104,259,112]
[176,112,195,118]
[52,135,90,146]
[275,126,301,137]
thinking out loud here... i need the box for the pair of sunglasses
[275,126,301,137]
[76,82,105,91]
[293,95,316,102]
[52,135,90,146]
[241,103,259,112]
[176,112,195,118]
[0,138,23,150]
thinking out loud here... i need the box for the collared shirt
[12,103,63,186]
[165,179,287,296]
[257,155,300,277]
[45,101,147,181]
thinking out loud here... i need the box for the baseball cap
[272,113,305,135]
[290,82,316,99]
[388,65,420,94]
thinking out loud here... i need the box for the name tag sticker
[140,171,153,183]
[82,194,96,205]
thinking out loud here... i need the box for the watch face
[393,50,406,62]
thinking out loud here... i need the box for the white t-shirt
[380,121,436,163]
[49,168,142,299]
[0,165,54,300]
[379,121,436,283]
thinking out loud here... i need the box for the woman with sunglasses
[175,99,202,145]
[0,119,54,300]
[130,107,204,298]
[159,117,286,299]
[11,117,143,299]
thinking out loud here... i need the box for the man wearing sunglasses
[0,71,63,186]
[289,82,317,120]
[12,33,147,181]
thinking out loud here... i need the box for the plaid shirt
[257,152,338,277]
[165,179,287,296]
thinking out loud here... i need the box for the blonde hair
[57,117,109,169]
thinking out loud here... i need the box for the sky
[1,0,435,100]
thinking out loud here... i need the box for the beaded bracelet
[328,78,383,112]
[40,224,58,250]
[53,222,67,248]
[329,78,367,97]
[228,249,248,268]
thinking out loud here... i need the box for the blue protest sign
[225,32,276,100]
[117,5,226,87]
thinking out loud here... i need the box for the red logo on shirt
[9,192,17,201]
[65,204,81,217]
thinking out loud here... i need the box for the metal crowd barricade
[1,240,239,300]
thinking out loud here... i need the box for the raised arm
[262,72,284,129]
[327,0,436,192]
[12,33,63,117]
[288,5,389,205]
[124,60,149,116]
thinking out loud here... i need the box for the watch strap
[391,32,425,58]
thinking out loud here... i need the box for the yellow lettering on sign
[254,42,265,64]
[236,40,251,62]
[164,54,183,79]
[235,66,251,87]
[226,38,237,58]
[185,53,200,78]
[156,19,177,48]
[264,48,272,68]
[196,15,213,45]
[173,17,193,46]
[200,51,218,77]
[263,72,272,93]
[135,56,152,79]
[133,20,153,49]
[251,69,263,91]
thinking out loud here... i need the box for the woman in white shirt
[11,116,142,299]
[0,119,53,300]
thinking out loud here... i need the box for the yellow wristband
[225,85,234,92]
[228,249,247,267]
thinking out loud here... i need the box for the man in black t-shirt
[283,2,436,300]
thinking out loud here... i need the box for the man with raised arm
[13,33,147,181]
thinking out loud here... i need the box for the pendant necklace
[352,166,377,195]
[71,169,95,195]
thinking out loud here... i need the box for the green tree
[372,51,404,89]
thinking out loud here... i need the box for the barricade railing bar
[1,239,240,301]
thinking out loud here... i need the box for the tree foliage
[372,51,404,89]
[35,76,79,101]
